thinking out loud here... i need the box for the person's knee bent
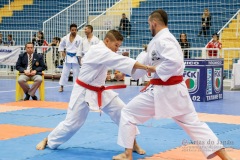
[18,78,25,84]
[35,77,42,83]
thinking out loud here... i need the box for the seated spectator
[179,33,190,58]
[198,8,211,37]
[16,42,45,101]
[0,33,4,46]
[206,33,222,58]
[119,13,131,38]
[6,34,15,46]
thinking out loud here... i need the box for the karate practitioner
[113,9,233,160]
[58,23,83,92]
[77,24,99,63]
[36,30,152,155]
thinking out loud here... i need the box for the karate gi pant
[117,89,224,159]
[47,96,132,149]
[59,63,79,86]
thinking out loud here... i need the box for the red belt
[76,79,126,107]
[140,76,183,92]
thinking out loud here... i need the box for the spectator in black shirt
[198,8,211,37]
[119,13,131,38]
[179,33,190,58]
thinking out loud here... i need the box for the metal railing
[218,9,240,40]
[1,47,239,80]
[0,30,38,46]
[43,0,120,43]
[88,0,131,31]
[43,0,88,43]
[221,48,240,78]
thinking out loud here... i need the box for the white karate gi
[77,35,99,58]
[48,41,138,149]
[137,50,147,83]
[59,33,83,86]
[117,28,223,158]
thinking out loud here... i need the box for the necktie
[29,54,32,71]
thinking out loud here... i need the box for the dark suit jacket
[16,52,45,75]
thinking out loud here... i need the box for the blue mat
[1,110,240,160]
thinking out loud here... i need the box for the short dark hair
[149,9,168,26]
[85,25,93,32]
[38,31,44,39]
[104,30,123,41]
[212,33,219,39]
[53,37,61,42]
[25,41,34,48]
[8,34,12,38]
[70,23,78,30]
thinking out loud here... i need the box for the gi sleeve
[131,51,149,80]
[155,40,184,81]
[98,49,137,76]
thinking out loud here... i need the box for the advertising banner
[184,58,223,102]
[0,46,21,65]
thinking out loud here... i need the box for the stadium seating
[1,0,239,49]
[221,17,240,71]
[0,0,14,8]
[0,0,77,30]
[122,0,240,48]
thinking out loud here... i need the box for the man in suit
[16,42,45,100]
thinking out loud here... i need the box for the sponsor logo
[206,68,212,95]
[184,61,199,65]
[183,68,200,94]
[213,68,222,93]
[208,61,223,65]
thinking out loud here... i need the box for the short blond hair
[105,30,124,41]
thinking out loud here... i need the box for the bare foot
[36,138,48,150]
[133,143,146,155]
[112,152,132,160]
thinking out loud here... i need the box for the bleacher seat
[127,0,240,48]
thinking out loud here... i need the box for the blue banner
[184,58,223,102]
